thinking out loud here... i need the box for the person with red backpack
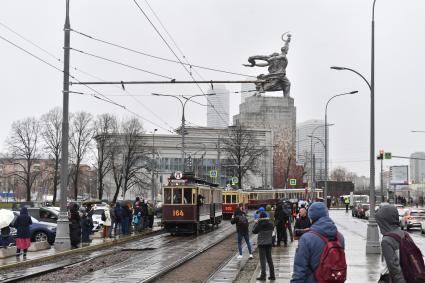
[376,204,425,283]
[290,202,346,283]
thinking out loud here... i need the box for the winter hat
[308,202,328,222]
[258,207,265,212]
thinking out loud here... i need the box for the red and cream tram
[222,190,249,218]
[247,188,322,209]
[162,173,223,234]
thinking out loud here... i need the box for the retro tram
[162,172,223,234]
[247,188,323,208]
[222,190,249,218]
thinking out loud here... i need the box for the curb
[0,228,161,272]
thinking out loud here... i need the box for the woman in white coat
[102,204,112,239]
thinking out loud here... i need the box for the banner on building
[390,165,409,185]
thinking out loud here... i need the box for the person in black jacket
[14,207,32,258]
[274,203,289,247]
[293,208,311,238]
[253,212,275,281]
[231,206,253,259]
[69,203,81,249]
[114,202,123,236]
[80,210,92,246]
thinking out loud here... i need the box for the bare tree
[6,117,41,201]
[110,118,150,202]
[221,124,264,189]
[331,166,348,182]
[94,114,117,200]
[69,112,93,200]
[40,108,62,205]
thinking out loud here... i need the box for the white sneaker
[237,255,243,259]
[249,254,254,259]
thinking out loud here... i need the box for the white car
[91,207,107,231]
[400,209,425,230]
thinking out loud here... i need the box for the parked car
[400,209,425,230]
[26,207,59,224]
[10,211,56,244]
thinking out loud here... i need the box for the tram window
[183,188,192,204]
[173,188,183,204]
[231,194,237,203]
[222,195,225,203]
[164,188,172,204]
[225,195,231,204]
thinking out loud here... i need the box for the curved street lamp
[324,90,358,202]
[330,0,380,255]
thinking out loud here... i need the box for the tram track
[2,222,237,282]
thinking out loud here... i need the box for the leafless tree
[69,111,93,200]
[40,107,62,205]
[94,114,117,200]
[331,166,349,182]
[221,124,264,189]
[6,117,41,201]
[110,118,150,202]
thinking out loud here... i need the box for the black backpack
[385,232,425,283]
[238,214,249,229]
[101,211,106,221]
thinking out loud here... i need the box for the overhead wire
[0,30,173,133]
[132,0,230,127]
[70,47,174,80]
[70,28,256,78]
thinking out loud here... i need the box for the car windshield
[410,211,425,217]
[13,212,39,223]
[93,209,104,215]
[362,204,370,209]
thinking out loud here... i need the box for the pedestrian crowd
[232,200,425,283]
[68,197,155,249]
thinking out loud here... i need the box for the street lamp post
[324,91,358,201]
[152,128,157,203]
[152,93,215,171]
[310,124,334,196]
[330,0,379,256]
[55,0,71,250]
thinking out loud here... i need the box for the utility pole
[217,135,221,185]
[55,0,71,250]
[152,129,157,203]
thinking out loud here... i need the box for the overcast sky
[1,0,424,177]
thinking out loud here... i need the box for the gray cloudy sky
[1,0,424,177]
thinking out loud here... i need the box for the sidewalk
[218,210,385,283]
[0,226,161,268]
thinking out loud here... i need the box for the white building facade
[410,152,425,184]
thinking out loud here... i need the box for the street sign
[209,170,218,178]
[174,171,183,180]
[385,152,392,159]
[231,176,239,185]
[289,178,297,186]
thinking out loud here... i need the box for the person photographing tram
[231,205,253,260]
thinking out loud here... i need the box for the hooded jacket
[252,214,274,246]
[231,207,249,234]
[103,205,112,226]
[15,207,32,239]
[291,202,345,283]
[376,204,406,283]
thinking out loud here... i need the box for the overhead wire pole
[55,0,71,250]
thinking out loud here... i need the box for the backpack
[385,232,425,283]
[101,211,106,221]
[132,213,140,225]
[238,214,249,229]
[310,230,347,283]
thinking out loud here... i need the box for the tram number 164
[172,209,185,217]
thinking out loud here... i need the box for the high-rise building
[410,152,425,183]
[207,84,229,128]
[296,119,326,182]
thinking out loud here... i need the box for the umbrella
[0,209,15,229]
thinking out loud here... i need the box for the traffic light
[377,149,384,160]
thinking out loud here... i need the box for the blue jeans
[237,232,252,255]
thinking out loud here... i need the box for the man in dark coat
[114,202,123,236]
[274,203,289,246]
[253,212,275,281]
[231,206,253,259]
[69,203,81,249]
[294,208,311,238]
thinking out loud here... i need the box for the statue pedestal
[233,95,296,188]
